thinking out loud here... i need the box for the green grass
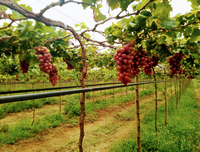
[110,80,200,152]
[64,88,154,118]
[0,97,59,119]
[0,79,169,119]
[0,113,64,145]
[0,87,155,146]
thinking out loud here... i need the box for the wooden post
[126,85,127,95]
[113,80,115,101]
[153,68,158,135]
[170,78,173,112]
[135,75,141,152]
[31,83,35,126]
[179,76,181,99]
[164,69,168,127]
[59,78,61,113]
[93,79,94,103]
[174,77,177,110]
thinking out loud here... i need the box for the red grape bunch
[49,65,58,86]
[19,60,30,73]
[142,57,153,75]
[114,43,135,85]
[167,52,184,77]
[182,68,187,75]
[131,49,148,76]
[142,55,159,75]
[152,55,159,67]
[64,58,75,70]
[35,46,52,74]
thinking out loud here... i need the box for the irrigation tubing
[0,80,116,85]
[0,80,168,104]
[0,82,128,95]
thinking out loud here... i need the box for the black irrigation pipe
[0,81,130,95]
[0,80,167,104]
[0,80,106,85]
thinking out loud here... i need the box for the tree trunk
[135,75,141,152]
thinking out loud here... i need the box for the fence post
[113,80,115,101]
[93,79,95,103]
[135,75,141,152]
[164,69,168,128]
[153,68,158,136]
[170,78,173,112]
[31,83,35,126]
[59,77,61,113]
[174,77,177,110]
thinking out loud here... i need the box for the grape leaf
[160,19,176,30]
[112,30,122,37]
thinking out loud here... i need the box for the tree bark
[135,75,141,152]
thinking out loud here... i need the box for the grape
[64,59,75,70]
[35,46,58,86]
[49,65,58,86]
[115,43,135,85]
[142,57,153,75]
[168,51,184,77]
[35,46,52,75]
[19,60,30,73]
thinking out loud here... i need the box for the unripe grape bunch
[19,60,30,73]
[167,51,184,77]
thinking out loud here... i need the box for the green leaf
[156,36,166,44]
[112,30,122,37]
[152,1,172,20]
[11,10,24,19]
[0,5,7,11]
[187,0,200,9]
[19,4,32,12]
[189,29,200,43]
[119,0,132,10]
[160,19,176,30]
[136,0,149,10]
[107,0,120,10]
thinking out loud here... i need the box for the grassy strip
[110,81,200,152]
[0,79,171,121]
[65,88,154,118]
[0,88,155,145]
